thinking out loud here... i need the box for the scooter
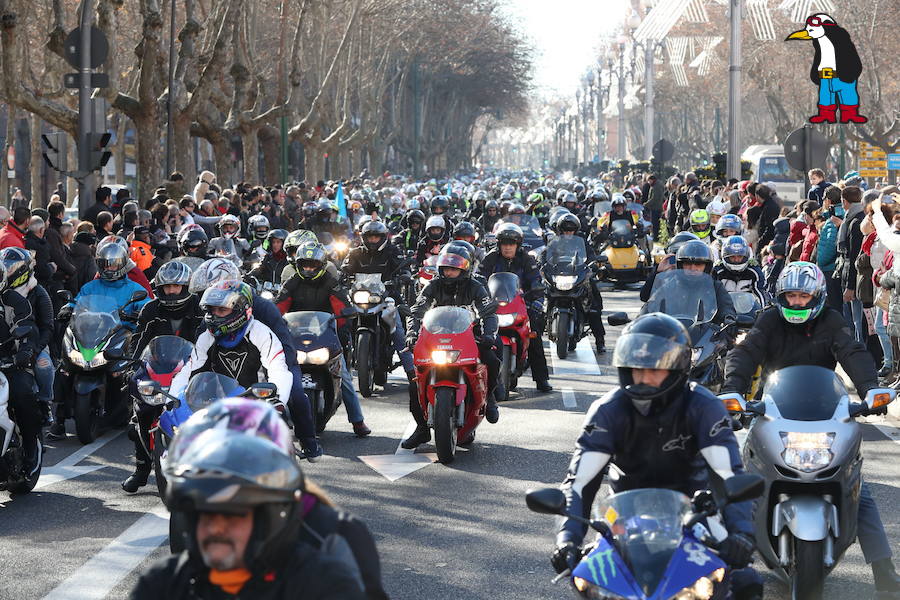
[543,235,592,359]
[59,289,147,444]
[488,273,532,401]
[412,306,489,464]
[0,326,45,494]
[526,474,764,599]
[284,311,344,433]
[720,367,896,600]
[597,220,648,286]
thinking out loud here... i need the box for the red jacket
[789,220,810,248]
[799,227,819,262]
[0,224,25,249]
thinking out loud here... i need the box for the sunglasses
[805,16,835,27]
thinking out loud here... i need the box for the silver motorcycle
[720,365,895,599]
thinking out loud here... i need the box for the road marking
[359,420,437,482]
[549,336,600,376]
[43,504,169,600]
[36,430,123,491]
[562,388,577,409]
[872,419,900,447]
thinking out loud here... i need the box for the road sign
[5,145,14,171]
[64,26,109,69]
[860,159,887,169]
[783,125,830,173]
[64,73,109,89]
[859,169,888,178]
[652,139,675,163]
[888,154,900,170]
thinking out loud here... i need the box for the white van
[742,145,805,205]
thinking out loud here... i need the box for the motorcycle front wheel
[152,430,168,500]
[74,391,100,444]
[500,345,512,402]
[357,331,375,398]
[7,439,43,494]
[433,387,458,464]
[556,312,570,359]
[791,538,825,600]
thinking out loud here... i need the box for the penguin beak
[785,29,813,41]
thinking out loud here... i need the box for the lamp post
[727,0,742,179]
[575,89,582,167]
[615,42,627,160]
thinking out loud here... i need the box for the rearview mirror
[724,473,765,504]
[525,488,566,516]
[597,255,609,263]
[607,312,630,327]
[137,379,162,397]
[735,314,755,328]
[130,290,148,303]
[103,347,124,361]
[56,289,73,303]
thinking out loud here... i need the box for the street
[1,288,898,600]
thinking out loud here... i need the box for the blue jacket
[72,278,151,329]
[817,219,839,273]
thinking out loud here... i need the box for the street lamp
[575,89,582,167]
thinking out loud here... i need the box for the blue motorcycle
[526,474,763,599]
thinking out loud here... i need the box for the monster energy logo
[585,549,616,586]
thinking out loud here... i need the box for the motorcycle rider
[594,194,640,246]
[710,213,743,261]
[394,209,425,253]
[208,214,250,263]
[129,407,365,599]
[247,214,271,255]
[555,213,606,352]
[176,224,210,262]
[276,242,371,438]
[670,240,737,326]
[689,209,713,243]
[480,200,500,234]
[249,229,289,285]
[552,313,763,600]
[721,261,900,597]
[415,215,450,265]
[402,244,502,448]
[712,236,768,308]
[478,223,552,393]
[451,221,483,264]
[122,261,203,493]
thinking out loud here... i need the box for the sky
[500,0,629,98]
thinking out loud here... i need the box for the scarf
[208,568,253,594]
[837,201,863,253]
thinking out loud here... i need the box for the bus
[742,145,805,205]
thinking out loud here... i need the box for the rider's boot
[873,559,900,598]
[401,375,431,449]
[122,426,152,493]
[485,382,502,424]
[301,438,324,462]
[23,433,43,478]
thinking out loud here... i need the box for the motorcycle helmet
[315,199,332,220]
[613,312,691,414]
[201,280,254,344]
[453,221,477,244]
[189,257,242,295]
[96,243,130,281]
[689,209,711,239]
[472,190,488,205]
[266,229,288,252]
[430,195,449,215]
[361,220,389,252]
[561,192,578,211]
[675,240,714,273]
[715,214,743,237]
[425,215,446,242]
[775,261,827,324]
[407,209,426,230]
[484,200,499,215]
[495,222,524,247]
[153,261,193,308]
[611,194,627,211]
[589,188,608,203]
[97,234,129,253]
[436,244,473,283]
[283,230,317,265]
[0,247,34,289]
[165,408,303,572]
[528,192,544,205]
[721,236,752,273]
[218,214,241,240]
[558,213,581,234]
[407,198,421,212]
[178,224,209,257]
[301,201,317,219]
[248,214,270,240]
[622,189,636,202]
[555,189,568,204]
[665,231,699,255]
[295,242,327,280]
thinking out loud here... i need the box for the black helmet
[665,231,700,255]
[495,222,523,247]
[407,209,425,228]
[153,261,193,308]
[266,228,289,245]
[361,220,389,252]
[613,312,691,413]
[295,242,328,280]
[178,225,209,257]
[166,422,303,573]
[316,199,332,217]
[558,213,581,234]
[96,243,130,281]
[485,200,499,214]
[430,195,449,215]
[436,244,473,281]
[675,240,714,273]
[452,221,476,242]
[200,280,254,343]
[0,247,33,289]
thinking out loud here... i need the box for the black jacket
[408,277,498,340]
[755,198,780,252]
[128,543,366,600]
[722,306,877,396]
[69,240,98,293]
[393,228,422,253]
[477,249,543,301]
[250,252,290,284]
[341,243,408,281]
[276,270,348,316]
[24,233,53,288]
[83,201,110,227]
[0,288,38,360]
[46,216,76,283]
[838,208,866,293]
[131,296,204,357]
[24,283,53,352]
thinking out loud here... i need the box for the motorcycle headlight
[670,569,723,600]
[353,290,372,305]
[497,313,516,327]
[431,350,461,364]
[418,277,430,286]
[297,347,331,365]
[261,290,274,300]
[333,240,348,253]
[691,347,703,363]
[554,275,577,290]
[781,431,834,472]
[572,578,628,599]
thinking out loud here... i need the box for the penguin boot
[840,105,868,124]
[808,104,837,124]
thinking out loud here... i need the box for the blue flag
[336,183,347,218]
[446,182,452,195]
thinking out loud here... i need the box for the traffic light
[87,132,112,171]
[712,152,727,179]
[41,132,66,171]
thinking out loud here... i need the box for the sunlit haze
[501,0,629,97]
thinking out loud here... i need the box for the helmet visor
[612,333,691,371]
[436,253,470,272]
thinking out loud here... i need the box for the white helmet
[189,257,242,294]
[218,214,241,239]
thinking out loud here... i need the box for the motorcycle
[526,474,764,599]
[0,326,45,494]
[494,214,546,257]
[488,273,532,401]
[597,219,648,286]
[284,311,344,433]
[59,290,147,444]
[542,235,592,359]
[412,306,489,464]
[416,254,440,295]
[131,336,193,498]
[720,368,896,600]
[349,273,400,397]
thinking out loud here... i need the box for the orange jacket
[130,240,154,272]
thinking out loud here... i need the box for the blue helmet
[715,214,743,236]
[775,261,827,324]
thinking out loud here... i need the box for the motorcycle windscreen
[609,220,635,247]
[183,372,245,413]
[762,365,847,421]
[591,488,691,596]
[141,336,194,375]
[643,270,717,325]
[627,202,644,219]
[495,215,544,248]
[545,235,587,270]
[593,201,612,218]
[72,294,124,348]
[729,291,760,315]
[284,311,335,338]
[422,306,474,334]
[352,273,387,296]
[488,272,520,303]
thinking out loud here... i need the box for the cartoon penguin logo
[786,13,867,124]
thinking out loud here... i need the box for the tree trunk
[1,105,14,205]
[173,113,195,184]
[368,141,385,175]
[29,113,42,207]
[134,116,162,203]
[114,114,127,184]
[240,128,260,184]
[210,136,232,186]
[259,126,280,184]
[304,143,323,185]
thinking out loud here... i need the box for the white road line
[51,430,122,469]
[562,388,577,409]
[36,431,123,491]
[43,504,169,600]
[549,336,600,376]
[396,420,419,455]
[872,420,900,447]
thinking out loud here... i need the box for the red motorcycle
[488,273,531,402]
[413,306,489,464]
